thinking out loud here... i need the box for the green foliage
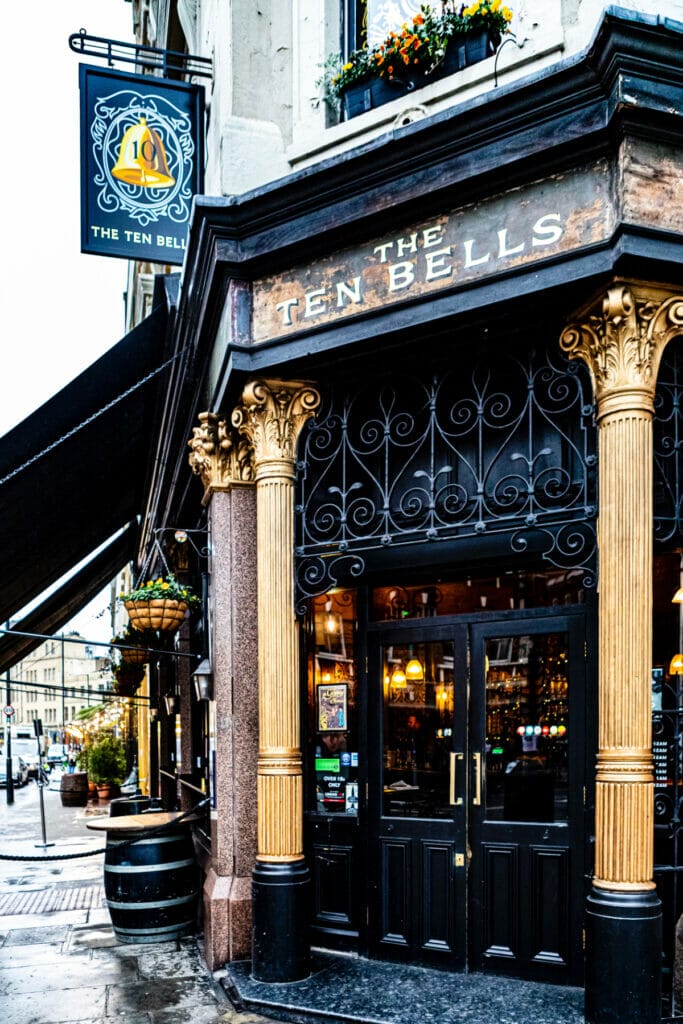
[88,734,127,785]
[119,573,200,607]
[320,1,514,103]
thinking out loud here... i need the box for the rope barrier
[0,797,210,862]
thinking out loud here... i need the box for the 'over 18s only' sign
[80,65,204,264]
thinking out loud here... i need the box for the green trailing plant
[88,734,127,786]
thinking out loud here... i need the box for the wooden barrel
[60,772,88,806]
[103,822,199,943]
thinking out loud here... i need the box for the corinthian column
[232,378,320,983]
[560,283,683,1024]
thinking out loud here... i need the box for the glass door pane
[484,631,569,822]
[382,640,455,818]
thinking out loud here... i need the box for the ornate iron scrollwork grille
[655,338,683,546]
[295,342,597,605]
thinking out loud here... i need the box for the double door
[366,611,586,983]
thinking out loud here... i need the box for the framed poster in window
[317,683,348,732]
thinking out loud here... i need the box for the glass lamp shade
[390,667,407,689]
[673,588,683,604]
[670,653,683,675]
[192,658,212,701]
[405,658,424,680]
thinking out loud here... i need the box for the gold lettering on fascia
[274,214,563,329]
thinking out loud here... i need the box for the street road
[0,780,107,887]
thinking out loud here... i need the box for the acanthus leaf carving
[232,378,321,467]
[559,283,683,411]
[187,411,254,503]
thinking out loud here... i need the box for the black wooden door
[468,613,586,983]
[367,623,469,967]
[366,611,586,981]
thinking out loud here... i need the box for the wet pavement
[0,784,273,1024]
[0,785,586,1023]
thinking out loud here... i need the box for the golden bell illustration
[111,116,175,189]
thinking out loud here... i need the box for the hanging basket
[125,598,189,633]
[120,646,149,665]
[113,663,145,697]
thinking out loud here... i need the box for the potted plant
[320,1,513,118]
[120,573,200,633]
[88,734,127,800]
[76,745,98,799]
[112,661,146,697]
[111,624,157,665]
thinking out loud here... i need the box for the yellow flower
[342,62,353,71]
[161,582,170,590]
[156,577,163,584]
[502,6,513,19]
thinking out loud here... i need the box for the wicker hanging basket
[113,662,146,697]
[125,598,189,633]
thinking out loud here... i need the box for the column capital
[559,282,683,418]
[187,411,255,504]
[232,378,320,471]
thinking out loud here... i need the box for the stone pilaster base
[202,868,253,970]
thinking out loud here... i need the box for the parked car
[46,743,69,768]
[0,756,30,788]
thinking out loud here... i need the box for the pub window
[307,589,359,815]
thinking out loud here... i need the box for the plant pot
[125,598,188,632]
[88,781,98,798]
[114,662,145,697]
[429,29,497,83]
[120,646,149,665]
[96,783,113,800]
[342,76,412,119]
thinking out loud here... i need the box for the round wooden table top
[86,811,196,832]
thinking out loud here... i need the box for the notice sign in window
[80,65,204,264]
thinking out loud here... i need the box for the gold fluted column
[560,282,683,1023]
[232,378,320,982]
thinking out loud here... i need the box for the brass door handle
[449,752,464,806]
[473,751,482,806]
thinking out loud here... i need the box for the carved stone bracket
[232,379,321,473]
[188,411,254,504]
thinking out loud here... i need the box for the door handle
[449,752,464,806]
[472,751,482,806]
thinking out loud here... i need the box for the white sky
[0,1,136,643]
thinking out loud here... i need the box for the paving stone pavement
[0,796,278,1024]
[0,917,278,1024]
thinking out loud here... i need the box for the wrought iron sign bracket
[69,28,213,80]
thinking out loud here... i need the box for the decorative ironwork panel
[655,339,683,546]
[295,344,597,603]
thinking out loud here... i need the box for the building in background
[12,633,109,741]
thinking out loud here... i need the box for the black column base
[585,884,662,1024]
[251,859,311,983]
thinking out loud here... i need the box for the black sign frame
[80,65,204,265]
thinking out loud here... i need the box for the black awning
[0,527,137,674]
[0,304,169,627]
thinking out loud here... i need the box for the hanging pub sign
[79,66,204,264]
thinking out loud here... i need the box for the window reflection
[485,633,569,822]
[308,590,359,815]
[382,641,454,819]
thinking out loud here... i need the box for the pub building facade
[125,3,683,1023]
